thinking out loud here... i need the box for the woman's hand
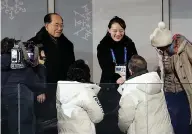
[116,77,125,84]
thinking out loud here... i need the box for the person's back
[1,38,46,134]
[56,81,103,134]
[1,54,45,94]
[56,60,104,134]
[1,54,35,134]
[118,55,174,134]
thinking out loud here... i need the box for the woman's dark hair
[108,16,126,30]
[1,37,20,54]
[67,59,91,83]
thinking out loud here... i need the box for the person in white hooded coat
[56,60,104,134]
[117,55,174,134]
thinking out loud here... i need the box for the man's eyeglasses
[50,24,64,29]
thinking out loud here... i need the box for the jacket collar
[173,35,189,54]
[128,69,148,80]
[177,39,187,54]
[35,26,64,42]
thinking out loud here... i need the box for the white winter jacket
[56,81,104,134]
[117,72,174,134]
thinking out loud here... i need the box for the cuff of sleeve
[112,73,121,83]
[36,64,46,77]
[36,92,44,96]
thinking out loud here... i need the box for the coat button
[180,65,182,68]
[183,76,186,79]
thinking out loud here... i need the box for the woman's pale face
[108,23,125,42]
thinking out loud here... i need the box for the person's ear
[45,23,49,31]
[108,28,111,34]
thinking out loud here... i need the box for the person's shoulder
[185,41,192,49]
[124,35,133,41]
[123,36,137,52]
[28,27,46,44]
[60,34,73,45]
[97,35,111,50]
[123,35,134,45]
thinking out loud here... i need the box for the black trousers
[96,83,123,134]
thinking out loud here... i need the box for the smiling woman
[96,16,138,134]
[108,17,126,42]
[97,16,138,85]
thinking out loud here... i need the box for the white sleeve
[79,90,104,123]
[118,95,137,133]
[117,84,125,95]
